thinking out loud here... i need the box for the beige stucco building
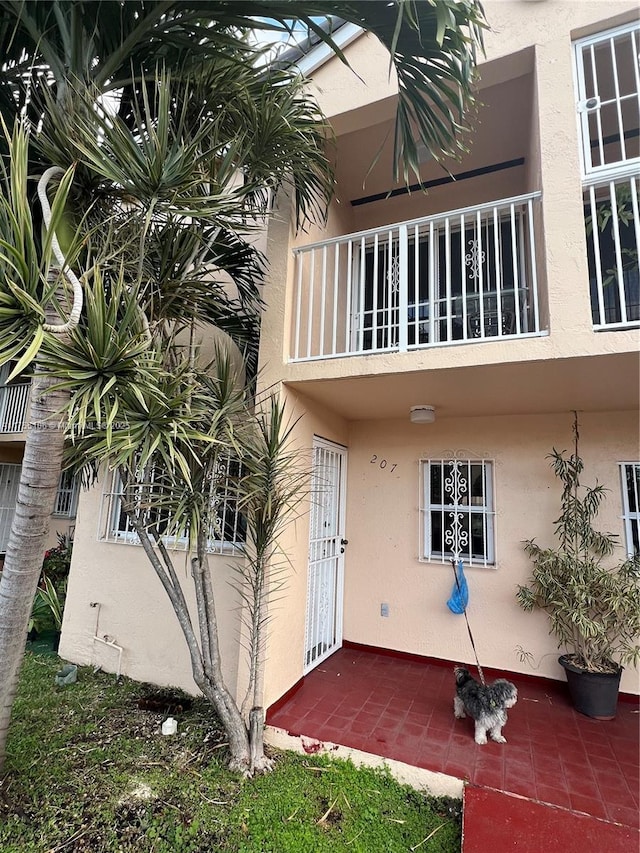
[4,1,638,703]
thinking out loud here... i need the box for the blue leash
[448,558,486,685]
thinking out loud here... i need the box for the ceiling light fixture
[410,405,436,424]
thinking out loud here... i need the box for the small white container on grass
[161,717,178,736]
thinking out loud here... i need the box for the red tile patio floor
[266,646,640,846]
[462,786,639,852]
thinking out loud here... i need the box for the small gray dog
[453,666,518,745]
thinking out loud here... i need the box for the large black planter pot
[559,655,622,720]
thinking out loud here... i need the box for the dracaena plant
[516,414,640,674]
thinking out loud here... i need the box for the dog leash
[451,559,486,686]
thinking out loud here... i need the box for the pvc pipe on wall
[89,602,124,678]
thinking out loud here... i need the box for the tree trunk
[0,368,67,770]
[199,678,252,774]
[192,541,252,773]
[128,514,253,774]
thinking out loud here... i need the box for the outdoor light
[410,405,436,424]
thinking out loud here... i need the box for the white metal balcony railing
[584,173,639,330]
[291,192,544,362]
[0,382,30,433]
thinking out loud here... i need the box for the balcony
[0,381,30,433]
[584,173,639,330]
[290,192,545,363]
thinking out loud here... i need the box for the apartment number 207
[370,454,397,473]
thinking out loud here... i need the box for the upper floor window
[584,173,639,329]
[620,462,639,556]
[0,362,31,434]
[421,459,495,567]
[574,22,640,177]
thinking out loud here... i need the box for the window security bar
[584,173,639,329]
[53,470,80,518]
[420,457,496,568]
[99,457,246,555]
[573,21,640,178]
[0,382,30,433]
[620,462,640,557]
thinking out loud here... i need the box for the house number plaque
[370,454,398,473]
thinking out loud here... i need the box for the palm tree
[0,60,332,772]
[0,0,486,772]
[28,59,335,773]
[0,125,79,768]
[0,1,485,176]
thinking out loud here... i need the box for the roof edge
[292,21,365,77]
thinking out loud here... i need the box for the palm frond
[2,1,485,189]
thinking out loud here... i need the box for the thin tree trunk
[249,707,267,772]
[246,557,273,773]
[126,507,252,772]
[125,511,206,684]
[0,368,67,770]
[193,536,252,773]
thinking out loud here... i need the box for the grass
[0,651,462,852]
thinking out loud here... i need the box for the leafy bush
[516,418,640,673]
[31,532,72,633]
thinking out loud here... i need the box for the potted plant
[516,414,640,719]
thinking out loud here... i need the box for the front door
[303,437,347,673]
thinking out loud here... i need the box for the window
[101,455,246,555]
[53,470,80,517]
[0,362,31,433]
[421,459,495,566]
[352,206,535,352]
[620,462,640,556]
[576,23,640,330]
[574,22,640,177]
[584,176,639,328]
[0,463,21,552]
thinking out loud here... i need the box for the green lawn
[0,652,461,852]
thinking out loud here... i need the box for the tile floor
[462,786,639,852]
[266,646,640,832]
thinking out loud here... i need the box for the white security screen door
[304,437,347,673]
[0,463,21,552]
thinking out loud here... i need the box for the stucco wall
[59,474,245,697]
[261,385,350,710]
[341,409,639,695]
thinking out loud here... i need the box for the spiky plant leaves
[37,62,333,234]
[135,222,265,323]
[0,1,486,189]
[195,64,334,229]
[38,268,155,431]
[0,120,81,375]
[37,76,251,224]
[141,347,249,550]
[231,392,309,721]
